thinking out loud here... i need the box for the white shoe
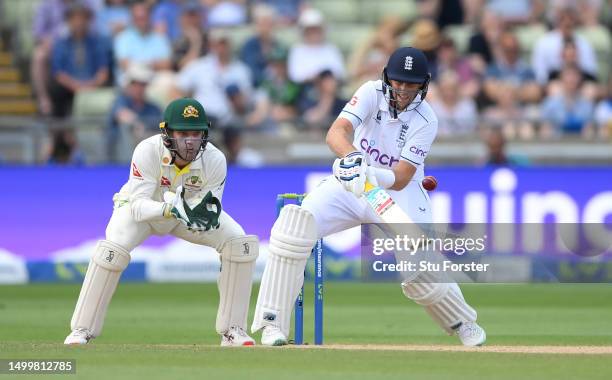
[260,326,288,346]
[221,326,255,347]
[64,328,93,345]
[456,321,486,346]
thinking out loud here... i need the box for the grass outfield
[1,283,611,379]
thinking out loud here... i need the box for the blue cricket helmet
[382,46,431,115]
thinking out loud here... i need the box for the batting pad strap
[216,235,259,334]
[70,240,131,337]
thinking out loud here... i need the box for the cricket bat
[363,181,415,224]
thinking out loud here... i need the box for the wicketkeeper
[64,98,258,346]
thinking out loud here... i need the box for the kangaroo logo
[242,243,250,255]
[106,251,115,263]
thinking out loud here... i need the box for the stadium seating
[72,88,117,163]
[360,0,419,24]
[312,0,361,23]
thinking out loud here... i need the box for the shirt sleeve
[50,40,65,76]
[128,141,166,222]
[577,36,598,78]
[155,35,172,60]
[531,36,550,84]
[113,31,130,60]
[400,119,438,167]
[338,81,376,129]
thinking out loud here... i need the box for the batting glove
[333,151,368,197]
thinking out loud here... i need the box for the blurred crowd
[25,0,612,165]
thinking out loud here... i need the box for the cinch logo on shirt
[409,145,428,157]
[360,138,399,167]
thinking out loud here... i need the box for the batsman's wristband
[369,166,396,189]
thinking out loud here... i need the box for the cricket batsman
[64,98,258,346]
[252,47,486,346]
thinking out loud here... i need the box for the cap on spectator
[410,19,441,51]
[298,8,324,28]
[123,63,153,87]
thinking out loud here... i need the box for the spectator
[288,9,345,84]
[204,0,248,27]
[260,46,300,123]
[172,2,208,70]
[347,16,406,93]
[531,7,598,85]
[174,29,252,127]
[409,19,441,79]
[417,0,476,28]
[483,30,541,105]
[47,129,86,165]
[240,4,281,87]
[540,64,595,138]
[546,37,599,100]
[429,71,479,136]
[50,3,110,118]
[31,0,99,115]
[114,1,172,84]
[255,0,304,24]
[467,9,503,74]
[594,76,611,139]
[153,0,204,42]
[225,84,273,130]
[435,36,478,98]
[486,0,543,25]
[298,70,347,129]
[223,128,265,167]
[547,0,605,27]
[95,0,131,37]
[482,82,536,140]
[108,64,162,162]
[482,128,528,166]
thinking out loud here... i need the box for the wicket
[275,193,323,345]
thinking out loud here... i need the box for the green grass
[1,283,611,379]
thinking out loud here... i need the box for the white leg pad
[70,240,130,337]
[251,205,318,336]
[216,235,259,334]
[401,272,477,334]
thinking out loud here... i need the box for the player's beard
[175,137,203,162]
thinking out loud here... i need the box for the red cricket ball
[422,175,438,191]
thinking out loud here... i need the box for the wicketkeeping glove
[163,187,221,232]
[333,151,368,197]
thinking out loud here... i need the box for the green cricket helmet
[159,98,210,162]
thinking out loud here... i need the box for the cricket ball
[422,175,438,191]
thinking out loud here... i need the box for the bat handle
[364,180,375,192]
